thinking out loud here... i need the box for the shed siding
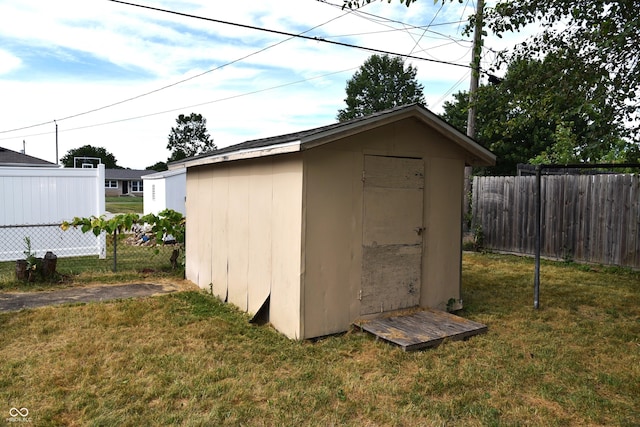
[302,149,363,338]
[421,156,465,308]
[143,172,186,216]
[165,173,187,215]
[302,118,468,338]
[143,179,166,215]
[185,155,303,339]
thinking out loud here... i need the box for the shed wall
[165,173,186,215]
[143,178,166,215]
[302,118,467,338]
[185,155,303,339]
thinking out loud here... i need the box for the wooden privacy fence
[472,174,640,269]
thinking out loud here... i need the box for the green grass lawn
[106,196,143,214]
[1,253,639,425]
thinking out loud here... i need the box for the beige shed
[179,104,495,340]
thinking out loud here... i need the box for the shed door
[361,155,424,315]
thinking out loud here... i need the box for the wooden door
[360,155,424,315]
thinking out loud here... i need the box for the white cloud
[0,0,532,169]
[0,49,21,75]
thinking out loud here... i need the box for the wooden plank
[361,155,424,316]
[356,309,488,352]
[363,155,424,189]
[361,245,422,314]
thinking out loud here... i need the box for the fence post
[113,229,117,272]
[534,165,542,309]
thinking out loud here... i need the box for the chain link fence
[0,223,181,283]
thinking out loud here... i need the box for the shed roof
[141,167,186,180]
[174,104,496,169]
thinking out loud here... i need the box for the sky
[0,0,527,170]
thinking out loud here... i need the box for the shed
[142,167,187,216]
[178,104,496,339]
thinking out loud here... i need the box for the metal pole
[113,229,117,272]
[55,120,59,165]
[534,165,542,309]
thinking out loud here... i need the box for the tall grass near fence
[473,174,640,269]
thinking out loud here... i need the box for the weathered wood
[357,309,488,351]
[361,155,424,316]
[473,174,640,269]
[361,245,422,314]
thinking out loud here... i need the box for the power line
[108,0,472,68]
[0,3,350,135]
[0,67,359,141]
[1,0,477,136]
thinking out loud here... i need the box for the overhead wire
[1,0,475,137]
[0,1,353,135]
[0,66,360,141]
[405,1,445,57]
[1,0,484,141]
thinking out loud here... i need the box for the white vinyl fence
[0,165,106,261]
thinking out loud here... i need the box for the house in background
[176,104,496,340]
[105,169,155,197]
[0,146,58,167]
[142,167,186,215]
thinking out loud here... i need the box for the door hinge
[358,289,362,300]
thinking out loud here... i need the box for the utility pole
[467,0,484,140]
[460,0,484,305]
[463,0,485,230]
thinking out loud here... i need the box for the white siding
[143,168,186,216]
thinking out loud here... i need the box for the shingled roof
[0,146,56,166]
[105,169,156,180]
[173,103,496,169]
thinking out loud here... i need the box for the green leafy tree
[442,58,632,175]
[60,145,120,168]
[484,0,639,137]
[337,54,426,122]
[146,161,168,172]
[167,113,216,162]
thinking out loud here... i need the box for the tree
[337,54,426,122]
[484,0,639,136]
[167,113,216,162]
[60,145,120,168]
[442,57,634,175]
[146,161,168,172]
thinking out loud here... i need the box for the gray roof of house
[105,169,156,180]
[0,146,56,166]
[173,103,496,168]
